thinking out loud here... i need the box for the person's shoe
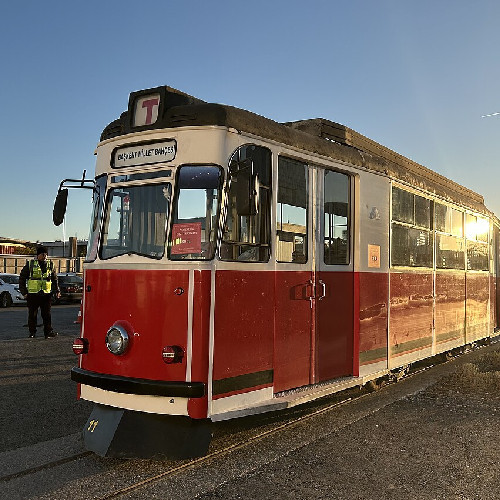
[29,333,36,338]
[45,331,58,339]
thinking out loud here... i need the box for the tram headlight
[105,325,130,355]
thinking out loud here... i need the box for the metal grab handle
[318,279,326,300]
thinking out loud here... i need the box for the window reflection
[220,145,272,262]
[168,166,222,260]
[465,214,489,270]
[101,183,171,259]
[324,171,350,265]
[277,157,308,263]
[391,187,433,268]
[435,203,464,269]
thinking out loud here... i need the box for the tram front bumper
[71,366,205,398]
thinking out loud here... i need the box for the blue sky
[1,1,499,242]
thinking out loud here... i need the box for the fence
[0,255,84,275]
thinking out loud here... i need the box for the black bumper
[71,367,205,398]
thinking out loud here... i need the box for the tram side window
[220,145,271,262]
[277,157,308,263]
[168,166,222,260]
[435,203,464,270]
[391,186,433,267]
[101,183,171,260]
[324,170,350,265]
[435,203,463,237]
[465,214,489,271]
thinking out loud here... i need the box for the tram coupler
[83,404,212,459]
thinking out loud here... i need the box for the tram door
[314,168,354,382]
[274,161,354,392]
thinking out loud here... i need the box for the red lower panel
[214,270,356,394]
[82,269,191,381]
[490,276,497,330]
[188,397,208,419]
[358,272,388,366]
[79,265,495,414]
[316,271,355,381]
[496,277,500,330]
[435,272,465,344]
[389,272,433,357]
[274,271,313,392]
[466,273,489,341]
[188,270,211,418]
[213,270,274,393]
[190,270,211,383]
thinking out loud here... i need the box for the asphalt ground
[1,305,500,499]
[0,305,93,452]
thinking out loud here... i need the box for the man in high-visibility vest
[19,245,60,338]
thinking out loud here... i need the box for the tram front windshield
[101,183,172,259]
[99,165,222,261]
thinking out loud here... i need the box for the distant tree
[23,245,36,255]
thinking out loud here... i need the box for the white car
[0,273,26,307]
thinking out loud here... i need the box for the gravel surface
[2,305,500,499]
[194,346,500,500]
[0,306,93,453]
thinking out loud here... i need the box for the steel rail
[0,451,92,483]
[98,396,354,500]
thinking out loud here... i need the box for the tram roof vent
[284,118,352,146]
[285,118,484,207]
[284,117,424,168]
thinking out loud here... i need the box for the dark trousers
[27,293,53,336]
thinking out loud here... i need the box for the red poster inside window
[171,223,202,254]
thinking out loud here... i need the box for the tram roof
[101,85,490,215]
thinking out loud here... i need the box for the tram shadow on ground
[209,341,500,455]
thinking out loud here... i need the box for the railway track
[4,340,497,499]
[0,394,356,499]
[98,395,355,500]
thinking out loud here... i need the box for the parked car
[53,273,84,304]
[0,273,26,307]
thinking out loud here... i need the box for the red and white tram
[54,85,500,458]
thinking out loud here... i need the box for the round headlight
[105,325,129,355]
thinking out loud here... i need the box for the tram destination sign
[113,140,176,168]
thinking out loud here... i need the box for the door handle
[318,280,326,300]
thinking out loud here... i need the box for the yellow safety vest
[27,259,53,294]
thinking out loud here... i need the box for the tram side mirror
[53,188,68,226]
[236,171,260,216]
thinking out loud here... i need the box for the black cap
[36,245,48,255]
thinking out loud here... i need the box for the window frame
[390,185,433,269]
[391,186,491,272]
[322,168,351,266]
[167,163,224,261]
[276,156,309,264]
[219,144,273,263]
[434,202,465,270]
[85,174,107,263]
[99,179,173,261]
[465,212,490,271]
